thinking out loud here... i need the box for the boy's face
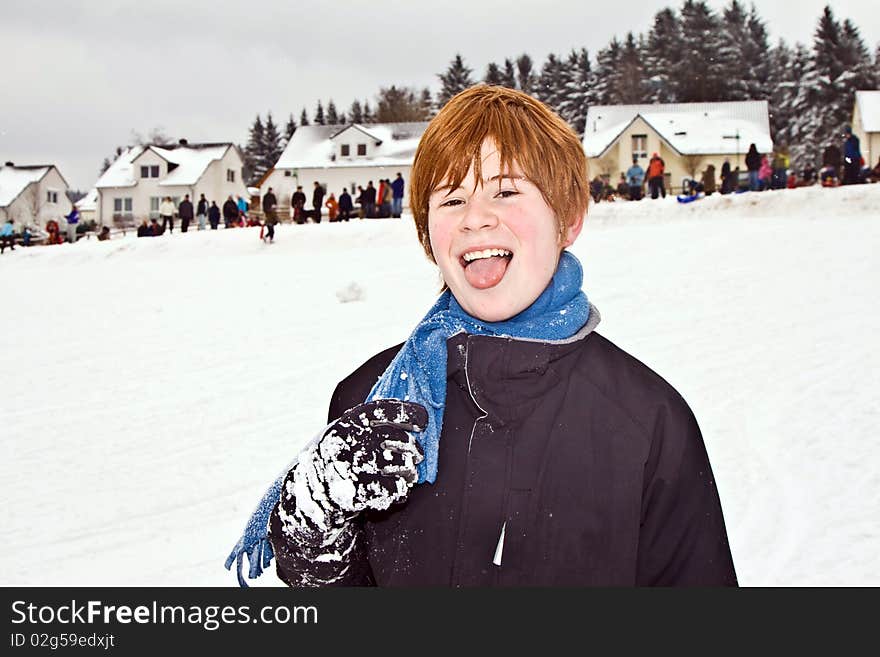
[428,139,581,323]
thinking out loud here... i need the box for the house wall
[2,168,72,230]
[588,117,758,193]
[261,165,413,219]
[194,147,247,207]
[98,147,246,226]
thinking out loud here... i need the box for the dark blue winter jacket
[391,177,405,199]
[844,135,861,163]
[338,191,353,212]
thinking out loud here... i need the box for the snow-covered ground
[2,184,878,587]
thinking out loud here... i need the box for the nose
[459,193,499,232]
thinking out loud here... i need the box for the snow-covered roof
[94,146,142,189]
[150,144,230,186]
[95,143,233,189]
[0,165,50,207]
[75,188,98,212]
[275,122,429,169]
[855,90,880,133]
[583,101,773,157]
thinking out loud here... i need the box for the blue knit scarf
[225,250,590,586]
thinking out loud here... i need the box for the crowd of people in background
[137,193,259,238]
[590,125,880,203]
[261,172,406,238]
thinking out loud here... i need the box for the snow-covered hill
[2,183,879,586]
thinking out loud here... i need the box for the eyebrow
[433,174,526,195]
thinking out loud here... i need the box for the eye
[495,189,519,199]
[439,198,464,208]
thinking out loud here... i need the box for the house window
[357,143,367,156]
[631,134,648,160]
[46,190,58,204]
[284,170,292,177]
[140,165,160,178]
[150,197,160,219]
[341,144,350,157]
[227,169,235,182]
[113,197,133,213]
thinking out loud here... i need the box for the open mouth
[459,248,513,289]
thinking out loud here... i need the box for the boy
[226,85,736,587]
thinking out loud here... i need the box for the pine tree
[314,100,326,125]
[437,54,475,106]
[516,54,536,94]
[339,112,347,125]
[501,59,517,88]
[744,5,771,100]
[300,108,310,127]
[535,53,566,112]
[263,113,282,171]
[767,39,793,141]
[283,113,297,144]
[616,33,648,103]
[245,114,266,180]
[326,100,339,124]
[375,86,430,122]
[420,87,435,119]
[719,0,750,100]
[484,62,504,85]
[100,158,111,175]
[675,0,725,102]
[593,38,623,104]
[560,48,597,135]
[363,101,374,123]
[348,100,364,124]
[643,7,683,103]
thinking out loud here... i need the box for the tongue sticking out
[464,255,511,289]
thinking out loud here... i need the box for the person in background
[237,194,249,222]
[391,172,405,217]
[842,125,863,185]
[222,195,238,228]
[159,196,175,234]
[646,152,666,199]
[137,219,150,238]
[700,164,717,196]
[150,218,163,236]
[262,187,278,228]
[178,194,194,233]
[745,143,761,191]
[356,185,366,219]
[97,226,111,241]
[0,218,15,254]
[616,172,629,200]
[22,225,32,247]
[625,156,645,201]
[771,145,790,190]
[325,192,338,222]
[291,186,306,224]
[312,182,325,223]
[338,189,353,222]
[197,193,209,230]
[758,154,772,191]
[208,200,221,230]
[363,181,376,218]
[64,206,80,243]
[720,158,732,194]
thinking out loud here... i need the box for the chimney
[4,161,14,167]
[178,138,188,146]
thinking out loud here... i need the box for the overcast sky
[2,0,877,190]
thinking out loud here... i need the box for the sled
[676,193,705,204]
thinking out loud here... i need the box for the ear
[560,213,585,248]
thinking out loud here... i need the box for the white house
[261,122,429,217]
[852,90,880,169]
[582,101,773,192]
[75,188,98,224]
[94,140,247,227]
[0,162,72,231]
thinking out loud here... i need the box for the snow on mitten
[281,400,427,539]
